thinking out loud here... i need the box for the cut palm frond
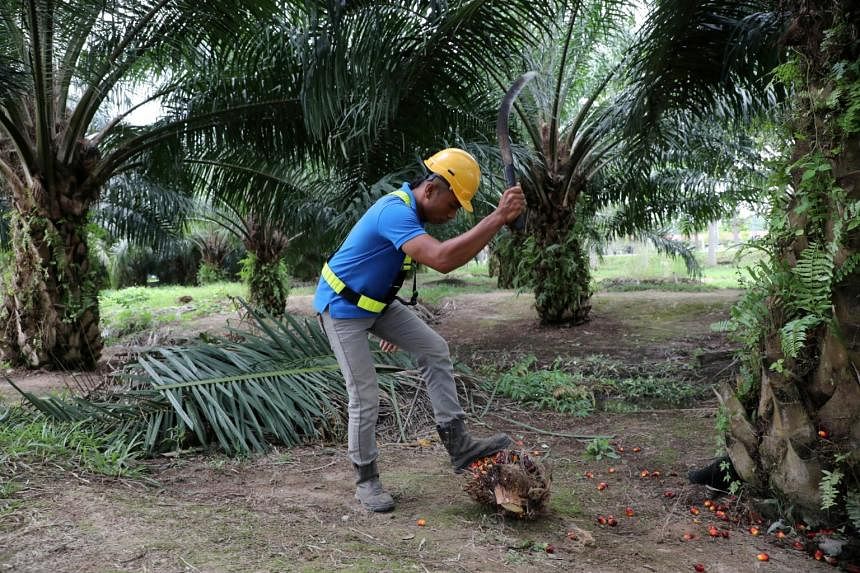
[7,302,415,455]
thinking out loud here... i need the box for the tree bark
[725,1,860,522]
[1,180,103,369]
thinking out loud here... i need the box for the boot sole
[355,494,395,513]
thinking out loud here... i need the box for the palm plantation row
[1,0,857,532]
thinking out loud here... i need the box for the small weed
[584,437,619,461]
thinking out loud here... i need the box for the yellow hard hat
[423,148,480,212]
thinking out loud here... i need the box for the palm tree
[0,0,315,368]
[495,0,762,324]
[636,0,859,524]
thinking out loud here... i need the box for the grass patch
[415,265,498,305]
[0,407,144,481]
[99,282,246,342]
[592,249,763,290]
[547,488,582,517]
[486,354,708,414]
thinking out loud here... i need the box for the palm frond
[7,302,417,455]
[626,0,786,133]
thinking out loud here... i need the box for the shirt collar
[401,182,421,219]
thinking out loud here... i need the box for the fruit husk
[463,449,552,519]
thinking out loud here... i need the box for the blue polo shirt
[314,183,427,318]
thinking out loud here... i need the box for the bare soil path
[0,289,836,572]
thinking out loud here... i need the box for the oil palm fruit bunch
[463,449,552,519]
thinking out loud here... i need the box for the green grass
[0,408,144,482]
[415,265,498,305]
[486,354,708,414]
[592,248,763,290]
[99,281,246,342]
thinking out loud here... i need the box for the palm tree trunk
[531,213,592,325]
[723,2,859,521]
[244,252,290,316]
[1,181,103,369]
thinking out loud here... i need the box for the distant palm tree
[497,0,762,324]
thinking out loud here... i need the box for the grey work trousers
[320,301,465,467]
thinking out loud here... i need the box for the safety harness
[321,190,419,313]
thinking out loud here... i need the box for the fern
[791,242,834,316]
[780,315,822,359]
[819,468,843,511]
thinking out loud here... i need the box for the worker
[314,148,526,512]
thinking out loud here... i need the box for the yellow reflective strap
[402,255,413,271]
[321,263,346,293]
[357,295,387,313]
[388,190,412,206]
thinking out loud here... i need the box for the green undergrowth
[486,354,707,415]
[99,282,246,342]
[0,407,146,516]
[592,250,763,290]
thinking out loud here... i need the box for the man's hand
[379,339,398,353]
[495,185,525,225]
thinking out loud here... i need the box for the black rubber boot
[687,456,740,489]
[353,461,395,512]
[436,418,512,473]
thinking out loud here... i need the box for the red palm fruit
[597,482,608,491]
[651,471,662,478]
[792,541,804,550]
[775,531,786,539]
[683,532,696,541]
[633,447,642,453]
[757,553,769,562]
[597,515,607,525]
[607,516,618,527]
[708,526,720,537]
[584,471,594,479]
[815,550,824,560]
[625,507,635,517]
[749,527,760,536]
[608,467,616,474]
[694,564,705,572]
[690,507,701,515]
[664,490,676,498]
[703,499,713,507]
[640,470,650,478]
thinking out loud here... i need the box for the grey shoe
[354,461,395,512]
[436,418,512,473]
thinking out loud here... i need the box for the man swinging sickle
[314,148,526,512]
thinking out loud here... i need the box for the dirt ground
[0,290,840,572]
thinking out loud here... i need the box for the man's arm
[402,186,524,274]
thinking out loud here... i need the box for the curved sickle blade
[496,71,536,230]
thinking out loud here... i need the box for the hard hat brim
[453,192,473,213]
